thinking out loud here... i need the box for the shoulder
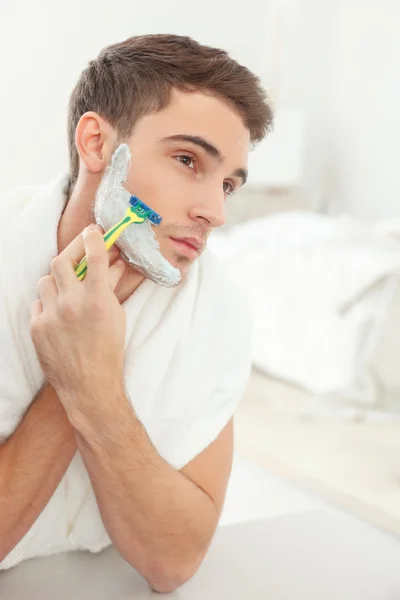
[0,177,68,248]
[0,176,68,218]
[0,185,44,255]
[0,184,42,216]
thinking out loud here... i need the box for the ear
[75,112,118,174]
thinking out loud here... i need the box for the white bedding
[209,211,400,408]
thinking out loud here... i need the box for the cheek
[126,157,188,217]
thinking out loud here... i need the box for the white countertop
[1,509,400,600]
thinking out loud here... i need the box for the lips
[170,237,203,252]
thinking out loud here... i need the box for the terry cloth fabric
[0,176,251,569]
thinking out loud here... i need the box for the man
[0,34,272,591]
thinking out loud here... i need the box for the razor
[74,195,162,281]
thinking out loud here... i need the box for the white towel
[0,176,251,569]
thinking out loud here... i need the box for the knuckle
[109,247,120,262]
[50,256,62,272]
[37,275,52,294]
[41,314,56,332]
[30,314,41,333]
[89,296,106,316]
[89,253,105,265]
[30,325,41,345]
[59,298,77,321]
[30,311,43,336]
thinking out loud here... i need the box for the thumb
[108,260,126,291]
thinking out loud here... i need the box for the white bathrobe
[0,176,251,569]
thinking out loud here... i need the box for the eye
[223,181,235,196]
[176,155,195,169]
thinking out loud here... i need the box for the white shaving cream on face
[93,144,181,287]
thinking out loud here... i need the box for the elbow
[146,556,201,594]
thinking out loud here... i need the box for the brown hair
[67,33,274,194]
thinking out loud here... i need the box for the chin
[170,252,197,269]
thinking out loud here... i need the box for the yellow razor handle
[75,209,145,281]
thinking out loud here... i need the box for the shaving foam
[94,144,181,287]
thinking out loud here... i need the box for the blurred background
[1,0,400,541]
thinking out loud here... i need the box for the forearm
[0,383,77,561]
[71,394,218,593]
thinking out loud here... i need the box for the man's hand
[30,225,126,416]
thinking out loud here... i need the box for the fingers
[82,227,109,287]
[108,260,126,291]
[53,224,120,291]
[52,224,99,291]
[51,223,121,292]
[31,298,43,321]
[108,245,120,265]
[60,225,98,267]
[37,275,58,310]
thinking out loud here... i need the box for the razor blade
[129,195,162,226]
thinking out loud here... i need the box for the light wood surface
[235,370,400,536]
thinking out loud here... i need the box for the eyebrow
[233,167,248,186]
[161,134,248,186]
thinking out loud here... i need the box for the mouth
[169,236,203,259]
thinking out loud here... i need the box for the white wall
[331,0,400,219]
[0,0,271,195]
[278,0,336,212]
[279,0,400,219]
[5,1,398,220]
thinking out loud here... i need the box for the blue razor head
[129,195,162,226]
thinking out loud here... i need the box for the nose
[188,188,226,229]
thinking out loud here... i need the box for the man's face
[122,89,250,277]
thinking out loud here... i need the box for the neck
[57,176,97,254]
[58,176,145,304]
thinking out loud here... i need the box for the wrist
[57,377,125,415]
[66,386,134,445]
